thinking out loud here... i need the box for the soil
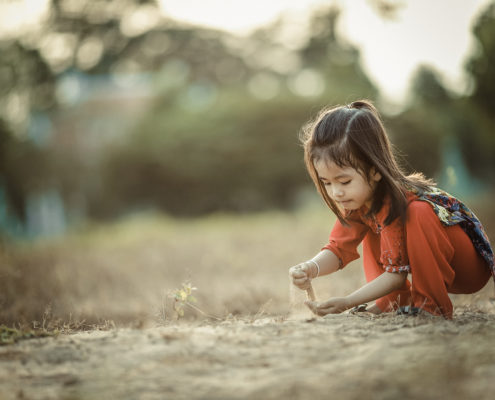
[1,308,495,400]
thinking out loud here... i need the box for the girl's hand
[304,297,350,316]
[288,262,318,290]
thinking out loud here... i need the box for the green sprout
[0,325,55,345]
[173,282,198,318]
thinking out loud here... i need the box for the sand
[1,309,495,400]
[2,209,495,399]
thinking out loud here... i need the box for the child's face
[314,159,381,211]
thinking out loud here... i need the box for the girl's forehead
[314,159,357,176]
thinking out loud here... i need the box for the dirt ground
[2,205,495,400]
[1,307,495,400]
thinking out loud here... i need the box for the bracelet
[308,259,320,278]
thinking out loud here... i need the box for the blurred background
[1,0,494,326]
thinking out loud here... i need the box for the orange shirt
[323,194,413,273]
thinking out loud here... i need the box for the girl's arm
[345,271,407,308]
[311,249,341,277]
[306,271,407,315]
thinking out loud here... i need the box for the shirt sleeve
[322,213,369,269]
[379,217,410,273]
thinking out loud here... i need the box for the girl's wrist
[343,296,356,310]
[307,259,320,279]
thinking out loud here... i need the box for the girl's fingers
[294,280,311,290]
[317,307,336,315]
[305,301,339,316]
[291,270,306,279]
[290,267,309,278]
[317,299,336,309]
[304,301,318,313]
[293,276,309,284]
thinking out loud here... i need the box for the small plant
[0,325,55,346]
[173,282,198,318]
[166,282,221,321]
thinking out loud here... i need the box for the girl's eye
[341,180,351,185]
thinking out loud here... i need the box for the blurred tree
[385,66,449,178]
[1,0,382,222]
[366,0,406,20]
[0,40,56,232]
[0,41,56,129]
[0,0,255,222]
[466,1,495,118]
[0,119,27,221]
[0,0,161,120]
[462,0,495,183]
[388,38,495,192]
[0,118,51,223]
[410,66,451,105]
[97,6,379,217]
[374,0,495,189]
[298,7,377,100]
[0,0,166,228]
[30,0,252,85]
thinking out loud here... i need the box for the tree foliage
[387,1,495,187]
[466,1,495,118]
[94,7,378,216]
[462,0,495,182]
[1,0,494,227]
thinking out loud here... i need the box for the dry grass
[0,194,494,330]
[1,199,495,400]
[0,204,342,327]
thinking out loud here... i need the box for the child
[289,100,494,319]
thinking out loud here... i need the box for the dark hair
[301,99,434,226]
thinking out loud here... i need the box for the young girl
[289,100,494,319]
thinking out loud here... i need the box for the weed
[173,282,198,318]
[169,282,222,321]
[0,325,56,346]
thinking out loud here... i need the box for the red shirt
[323,194,412,273]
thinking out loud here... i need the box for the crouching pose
[289,100,494,319]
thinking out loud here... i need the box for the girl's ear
[370,167,382,182]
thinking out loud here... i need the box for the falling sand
[288,275,316,320]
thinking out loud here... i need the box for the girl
[289,100,494,319]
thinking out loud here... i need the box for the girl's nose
[332,188,344,198]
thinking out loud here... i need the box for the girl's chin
[339,202,367,211]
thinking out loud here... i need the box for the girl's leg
[406,201,490,318]
[445,224,491,294]
[362,232,412,312]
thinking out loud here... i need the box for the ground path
[1,310,495,400]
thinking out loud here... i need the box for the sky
[158,0,492,103]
